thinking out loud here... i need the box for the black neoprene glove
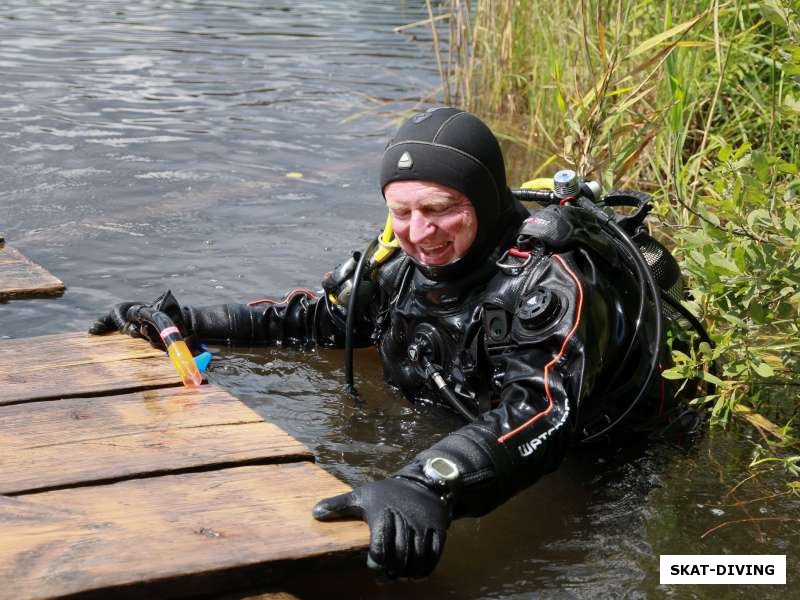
[89,290,189,349]
[312,477,451,579]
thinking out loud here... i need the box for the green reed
[437,0,800,470]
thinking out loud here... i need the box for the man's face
[384,180,477,267]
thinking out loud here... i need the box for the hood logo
[398,151,413,170]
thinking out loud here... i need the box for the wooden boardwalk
[0,241,65,301]
[0,332,368,599]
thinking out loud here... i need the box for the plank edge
[51,550,366,600]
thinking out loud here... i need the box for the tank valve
[553,169,580,199]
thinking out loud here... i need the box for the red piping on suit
[247,288,317,306]
[497,254,585,444]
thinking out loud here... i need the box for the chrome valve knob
[553,169,579,199]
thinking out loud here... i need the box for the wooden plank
[0,386,313,495]
[0,243,65,300]
[0,463,369,600]
[0,332,186,405]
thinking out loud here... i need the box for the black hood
[380,107,527,282]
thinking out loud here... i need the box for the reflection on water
[1,2,797,598]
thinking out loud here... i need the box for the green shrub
[663,144,799,432]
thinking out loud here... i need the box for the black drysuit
[181,203,680,521]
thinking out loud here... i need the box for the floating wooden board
[0,243,65,300]
[0,464,368,600]
[0,332,185,405]
[0,386,313,495]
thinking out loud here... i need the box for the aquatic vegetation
[431,0,800,467]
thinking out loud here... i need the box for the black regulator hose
[421,357,477,422]
[577,196,664,441]
[344,237,379,396]
[659,292,713,347]
[510,188,558,204]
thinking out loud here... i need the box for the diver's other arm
[309,377,570,580]
[309,378,575,581]
[313,476,450,579]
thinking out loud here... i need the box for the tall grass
[446,0,799,187]
[436,0,800,470]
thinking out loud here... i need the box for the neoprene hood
[380,107,526,281]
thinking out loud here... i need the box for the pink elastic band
[159,326,180,340]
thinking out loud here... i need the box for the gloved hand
[89,290,188,349]
[89,301,144,336]
[312,477,451,579]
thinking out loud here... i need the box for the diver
[90,107,702,579]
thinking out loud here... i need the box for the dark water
[0,2,797,598]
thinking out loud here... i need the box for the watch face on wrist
[423,457,460,483]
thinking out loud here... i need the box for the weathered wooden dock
[0,332,368,599]
[0,241,65,301]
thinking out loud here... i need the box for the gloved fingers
[112,303,140,328]
[88,313,117,335]
[117,321,137,337]
[366,508,395,573]
[137,322,163,346]
[429,528,446,570]
[402,527,441,579]
[311,491,363,522]
[88,302,140,336]
[388,510,410,578]
[406,527,429,579]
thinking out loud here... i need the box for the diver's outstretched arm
[182,291,351,347]
[89,251,385,349]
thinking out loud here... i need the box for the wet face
[384,180,477,267]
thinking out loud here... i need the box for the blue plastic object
[193,351,213,373]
